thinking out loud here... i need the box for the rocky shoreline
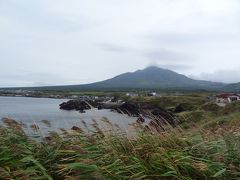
[59,99,178,131]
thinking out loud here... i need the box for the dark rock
[113,101,178,128]
[44,136,52,141]
[149,120,165,132]
[98,103,122,110]
[144,125,151,131]
[59,100,92,111]
[79,110,86,113]
[2,118,19,126]
[97,105,103,110]
[116,102,140,116]
[137,116,145,123]
[71,126,83,133]
[151,108,177,126]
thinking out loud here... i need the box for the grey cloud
[0,73,73,87]
[145,33,237,44]
[159,64,192,71]
[96,43,131,53]
[0,0,240,86]
[144,49,191,62]
[0,0,90,33]
[193,69,240,83]
[146,61,192,72]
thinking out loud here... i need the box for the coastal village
[1,89,240,108]
[0,89,160,99]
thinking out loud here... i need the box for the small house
[216,93,240,104]
[126,92,138,97]
[148,92,157,96]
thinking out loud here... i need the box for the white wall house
[216,93,240,104]
[126,92,138,97]
[148,92,157,96]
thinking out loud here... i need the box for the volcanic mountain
[62,66,225,90]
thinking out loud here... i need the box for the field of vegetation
[1,94,240,179]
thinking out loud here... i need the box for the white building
[126,92,138,97]
[216,93,240,104]
[148,92,157,96]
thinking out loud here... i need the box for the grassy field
[1,95,240,179]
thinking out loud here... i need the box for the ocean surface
[0,96,137,136]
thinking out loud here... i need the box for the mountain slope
[16,66,228,91]
[71,66,225,90]
[222,82,240,92]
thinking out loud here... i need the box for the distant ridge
[5,66,239,91]
[27,66,226,91]
[223,82,240,92]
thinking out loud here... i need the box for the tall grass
[0,116,240,179]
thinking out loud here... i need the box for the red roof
[216,93,240,98]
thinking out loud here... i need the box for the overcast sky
[0,0,240,87]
